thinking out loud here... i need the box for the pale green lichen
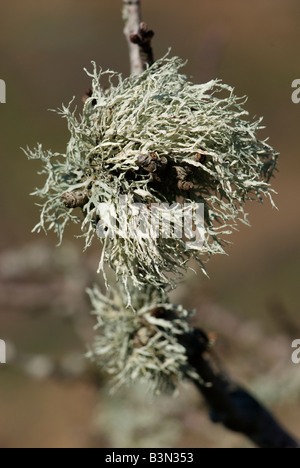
[25,56,278,292]
[25,54,279,394]
[87,284,199,394]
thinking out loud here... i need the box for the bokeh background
[0,0,300,448]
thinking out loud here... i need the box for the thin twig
[122,0,154,74]
[123,0,143,75]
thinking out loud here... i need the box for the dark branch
[185,329,300,449]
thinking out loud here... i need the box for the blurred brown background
[0,0,300,448]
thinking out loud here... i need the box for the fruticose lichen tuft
[26,55,278,394]
[87,284,199,394]
[25,56,278,291]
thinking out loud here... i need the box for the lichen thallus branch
[25,0,298,448]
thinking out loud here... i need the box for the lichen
[25,56,278,292]
[26,55,278,393]
[87,284,199,394]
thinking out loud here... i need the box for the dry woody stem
[123,0,154,74]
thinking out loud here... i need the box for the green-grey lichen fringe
[87,284,199,394]
[25,55,278,292]
[26,55,278,394]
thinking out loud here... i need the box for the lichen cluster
[25,56,277,290]
[26,56,278,393]
[88,285,198,394]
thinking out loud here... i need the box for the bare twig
[185,330,300,449]
[122,0,154,74]
[123,0,143,75]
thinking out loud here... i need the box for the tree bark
[122,0,144,75]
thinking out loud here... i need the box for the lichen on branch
[87,284,200,394]
[25,55,278,294]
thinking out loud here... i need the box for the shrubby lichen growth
[25,56,278,291]
[26,55,278,393]
[87,284,199,394]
